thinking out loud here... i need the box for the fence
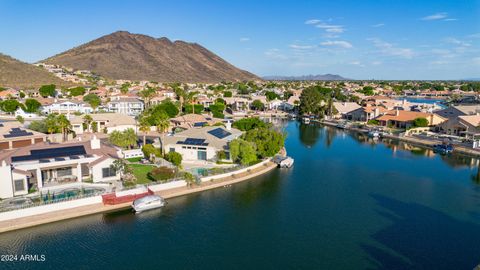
[101,188,154,205]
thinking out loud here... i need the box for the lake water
[1,121,480,269]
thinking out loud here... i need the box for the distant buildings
[107,96,144,116]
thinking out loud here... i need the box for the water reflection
[362,194,480,270]
[299,122,479,172]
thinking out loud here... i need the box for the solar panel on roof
[3,128,34,138]
[54,157,65,161]
[208,128,231,139]
[39,159,50,163]
[177,138,209,146]
[11,145,87,162]
[193,122,207,127]
[70,156,80,160]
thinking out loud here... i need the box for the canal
[1,120,480,269]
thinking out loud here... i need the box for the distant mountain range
[262,74,349,81]
[0,53,71,88]
[42,31,259,83]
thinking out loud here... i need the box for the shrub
[165,151,182,167]
[148,166,175,182]
[367,119,379,126]
[413,117,429,127]
[142,144,161,159]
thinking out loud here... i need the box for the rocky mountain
[263,74,349,81]
[43,31,259,83]
[0,53,70,89]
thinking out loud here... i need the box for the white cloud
[445,37,471,47]
[371,23,385,28]
[371,61,382,65]
[240,37,250,42]
[305,19,321,25]
[368,38,414,59]
[443,18,458,21]
[349,61,365,67]
[264,48,288,60]
[289,44,316,50]
[326,28,344,33]
[421,12,448,21]
[320,40,353,49]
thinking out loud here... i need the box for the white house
[107,97,144,116]
[70,113,137,134]
[0,137,120,199]
[162,123,242,162]
[42,100,93,115]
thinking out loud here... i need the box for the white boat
[278,157,295,168]
[368,130,380,138]
[302,117,311,124]
[132,195,166,213]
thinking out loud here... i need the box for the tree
[299,87,325,116]
[109,128,137,149]
[242,128,285,158]
[138,87,156,108]
[142,144,161,159]
[229,139,257,165]
[251,100,265,111]
[183,172,195,187]
[83,115,93,132]
[184,91,198,114]
[232,117,269,131]
[16,115,24,124]
[265,91,281,101]
[209,102,225,118]
[120,83,130,94]
[39,84,56,97]
[24,99,42,113]
[0,99,21,114]
[83,94,101,112]
[110,159,130,182]
[68,86,86,96]
[45,114,59,135]
[413,117,429,127]
[155,111,170,133]
[57,114,71,142]
[165,151,182,167]
[139,116,151,146]
[223,91,233,97]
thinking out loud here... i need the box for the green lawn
[128,164,155,184]
[126,157,143,162]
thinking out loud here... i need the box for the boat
[132,195,166,213]
[274,156,294,168]
[302,117,311,124]
[433,144,454,154]
[367,129,380,138]
[336,122,347,129]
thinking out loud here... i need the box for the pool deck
[0,161,278,234]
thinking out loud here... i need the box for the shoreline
[0,161,278,234]
[320,120,480,158]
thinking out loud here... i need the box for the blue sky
[0,0,479,79]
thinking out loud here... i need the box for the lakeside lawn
[126,157,143,162]
[128,164,155,184]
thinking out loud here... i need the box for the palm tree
[123,128,137,150]
[138,116,151,146]
[156,112,170,153]
[57,114,71,142]
[138,87,156,109]
[185,91,198,114]
[83,114,93,133]
[45,114,58,135]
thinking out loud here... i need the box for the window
[169,148,175,152]
[197,151,207,161]
[14,179,25,192]
[57,167,72,177]
[102,167,116,178]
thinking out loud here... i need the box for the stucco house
[162,124,242,162]
[70,113,137,134]
[0,136,120,199]
[375,110,446,129]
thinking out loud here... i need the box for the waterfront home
[333,102,361,119]
[42,100,93,115]
[170,114,221,130]
[70,113,137,134]
[345,105,388,122]
[375,110,446,129]
[0,121,47,150]
[107,96,144,116]
[224,97,251,112]
[456,115,480,138]
[436,105,480,120]
[162,123,242,162]
[0,136,120,199]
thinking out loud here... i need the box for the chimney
[90,135,101,149]
[374,108,380,117]
[225,120,232,131]
[395,109,400,116]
